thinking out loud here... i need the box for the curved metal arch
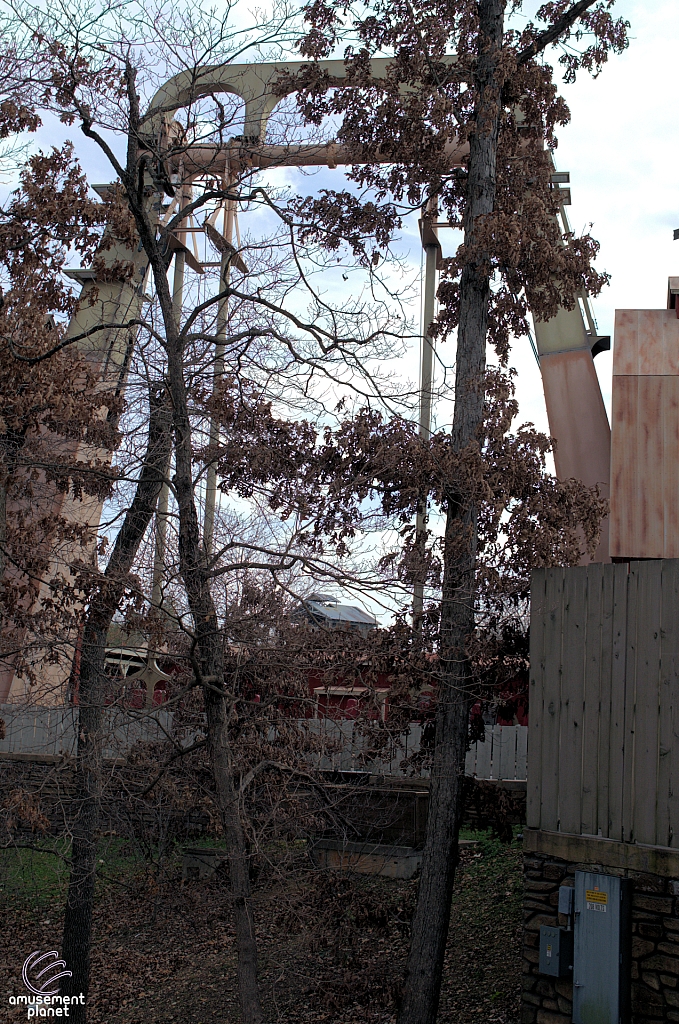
[145,56,458,141]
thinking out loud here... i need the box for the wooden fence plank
[498,726,516,780]
[632,560,662,845]
[493,725,504,779]
[622,563,640,842]
[541,567,565,831]
[474,726,492,779]
[516,726,528,781]
[528,569,547,827]
[607,562,629,841]
[558,567,588,833]
[582,563,604,835]
[407,724,422,760]
[18,712,38,753]
[492,724,504,779]
[659,561,679,847]
[35,712,49,753]
[596,562,617,838]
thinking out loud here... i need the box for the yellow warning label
[585,889,608,905]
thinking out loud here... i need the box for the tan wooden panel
[612,309,640,376]
[638,310,667,376]
[610,375,639,559]
[611,376,666,559]
[611,312,679,559]
[608,562,630,841]
[614,310,679,378]
[663,377,679,558]
[631,560,662,845]
[582,563,604,835]
[663,312,679,376]
[558,566,588,833]
[640,377,665,559]
[659,561,679,847]
[541,567,565,832]
[527,569,547,827]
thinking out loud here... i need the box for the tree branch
[9,318,151,365]
[516,0,597,66]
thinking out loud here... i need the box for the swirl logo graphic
[22,951,72,996]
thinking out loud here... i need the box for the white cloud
[511,0,679,430]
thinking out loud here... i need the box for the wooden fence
[529,559,679,847]
[464,725,527,781]
[304,720,526,780]
[0,704,527,781]
[0,704,173,760]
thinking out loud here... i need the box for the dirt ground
[0,833,523,1023]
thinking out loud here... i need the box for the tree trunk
[0,473,6,581]
[397,3,505,1022]
[205,685,263,1022]
[60,386,171,1022]
[159,275,264,1023]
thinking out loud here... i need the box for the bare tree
[0,4,417,1022]
[290,2,629,1021]
[0,2,628,1022]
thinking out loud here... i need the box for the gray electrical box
[539,925,573,977]
[573,870,631,1024]
[559,885,575,916]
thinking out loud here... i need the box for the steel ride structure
[0,57,614,703]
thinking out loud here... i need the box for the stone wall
[522,842,679,1024]
[0,752,213,841]
[1,754,527,852]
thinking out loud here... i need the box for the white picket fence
[464,724,527,781]
[302,718,426,776]
[0,703,173,761]
[0,705,527,780]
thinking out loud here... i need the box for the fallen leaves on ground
[0,835,522,1023]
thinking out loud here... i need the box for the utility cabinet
[539,924,573,977]
[573,871,632,1024]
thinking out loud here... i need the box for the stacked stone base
[522,830,679,1024]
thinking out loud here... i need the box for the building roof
[294,594,378,631]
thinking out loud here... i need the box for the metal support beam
[413,222,440,623]
[151,192,188,612]
[203,180,235,559]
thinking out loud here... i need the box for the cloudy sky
[24,0,675,437]
[507,0,679,433]
[261,0,679,442]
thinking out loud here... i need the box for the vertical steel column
[532,199,611,564]
[413,233,439,622]
[151,191,188,611]
[203,176,235,559]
